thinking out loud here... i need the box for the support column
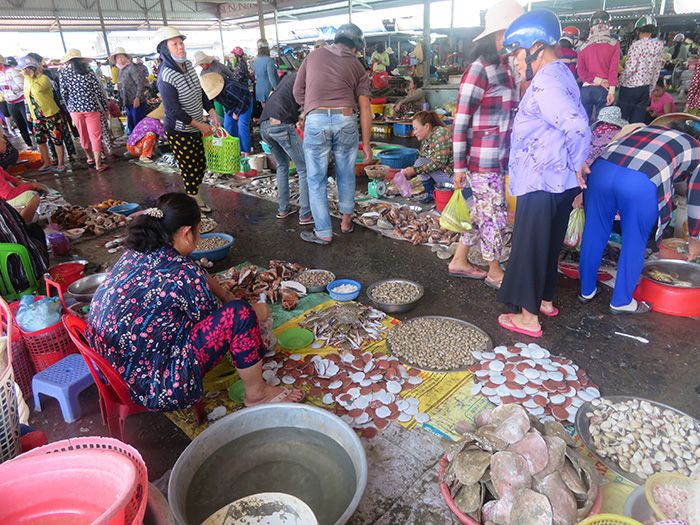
[160,0,168,26]
[423,0,431,86]
[50,0,67,53]
[144,8,151,30]
[219,18,225,59]
[274,7,280,53]
[257,0,266,41]
[96,0,110,56]
[348,0,353,23]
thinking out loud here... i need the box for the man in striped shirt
[579,115,700,314]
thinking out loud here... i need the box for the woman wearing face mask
[155,27,220,212]
[497,9,591,338]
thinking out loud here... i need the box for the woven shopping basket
[203,127,240,175]
[0,298,21,463]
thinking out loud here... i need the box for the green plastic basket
[203,128,240,174]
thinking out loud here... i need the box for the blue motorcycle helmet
[502,9,561,81]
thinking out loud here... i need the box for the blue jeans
[303,111,358,238]
[579,160,658,307]
[224,102,253,154]
[580,86,607,122]
[125,104,146,134]
[260,120,310,217]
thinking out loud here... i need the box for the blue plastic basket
[107,203,139,216]
[378,148,419,169]
[326,279,361,301]
[393,123,413,137]
[191,233,234,262]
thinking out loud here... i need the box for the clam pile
[195,236,229,251]
[357,203,460,246]
[216,260,307,310]
[442,404,600,524]
[262,351,427,438]
[299,303,386,350]
[586,398,700,479]
[296,269,335,290]
[51,205,129,236]
[368,281,422,305]
[200,217,217,233]
[387,317,488,370]
[469,344,600,423]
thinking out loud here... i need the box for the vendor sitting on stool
[126,104,165,163]
[0,165,47,222]
[87,193,303,411]
[403,111,453,204]
[578,113,700,314]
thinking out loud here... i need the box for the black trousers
[8,101,33,148]
[498,187,579,315]
[618,85,650,124]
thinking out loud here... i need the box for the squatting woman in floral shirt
[87,193,302,411]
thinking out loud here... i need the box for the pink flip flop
[539,306,559,317]
[498,314,543,338]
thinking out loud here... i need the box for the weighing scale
[368,176,388,198]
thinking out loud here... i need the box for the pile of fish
[646,268,693,288]
[468,344,600,423]
[299,303,386,350]
[262,350,427,437]
[51,205,130,236]
[216,260,307,310]
[357,203,460,246]
[441,404,600,524]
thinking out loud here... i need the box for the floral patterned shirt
[620,38,664,89]
[87,246,217,410]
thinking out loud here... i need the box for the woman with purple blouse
[497,9,591,338]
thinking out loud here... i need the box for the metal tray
[366,279,424,314]
[642,259,700,289]
[386,315,492,373]
[295,269,335,294]
[575,395,700,485]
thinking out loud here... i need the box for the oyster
[543,421,575,447]
[537,436,567,479]
[491,451,532,499]
[453,449,492,485]
[492,404,531,444]
[534,472,577,525]
[483,497,514,525]
[454,483,483,515]
[509,488,553,525]
[507,430,549,475]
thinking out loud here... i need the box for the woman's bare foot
[341,214,353,232]
[244,385,304,407]
[448,259,487,278]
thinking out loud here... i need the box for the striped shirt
[600,126,700,241]
[158,60,205,134]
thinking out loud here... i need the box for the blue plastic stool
[32,354,94,423]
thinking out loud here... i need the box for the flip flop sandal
[539,306,559,317]
[498,313,543,338]
[609,301,651,315]
[244,388,304,407]
[94,165,111,173]
[341,224,354,234]
[449,268,487,280]
[38,166,54,173]
[578,288,598,304]
[86,159,95,166]
[484,276,503,290]
[300,230,331,245]
[276,209,296,219]
[299,216,314,225]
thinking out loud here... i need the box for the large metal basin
[168,404,367,525]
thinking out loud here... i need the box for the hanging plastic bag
[392,169,413,198]
[564,208,585,249]
[439,190,472,233]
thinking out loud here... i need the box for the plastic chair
[62,315,148,441]
[62,315,207,440]
[32,354,95,423]
[0,243,39,302]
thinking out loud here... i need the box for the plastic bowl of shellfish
[191,233,234,262]
[366,278,424,313]
[327,279,361,301]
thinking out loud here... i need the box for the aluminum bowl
[366,278,424,313]
[67,273,108,302]
[641,259,700,288]
[296,269,335,293]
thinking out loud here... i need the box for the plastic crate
[393,123,413,137]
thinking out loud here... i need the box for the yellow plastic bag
[564,208,585,249]
[439,190,472,233]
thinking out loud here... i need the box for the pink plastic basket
[0,298,20,464]
[15,437,149,525]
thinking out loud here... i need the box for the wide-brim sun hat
[146,103,165,120]
[154,26,186,48]
[593,106,628,129]
[17,55,40,70]
[651,112,700,128]
[60,48,91,64]
[473,0,525,42]
[200,73,225,100]
[193,51,214,66]
[108,47,131,64]
[612,123,645,142]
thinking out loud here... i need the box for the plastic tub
[48,261,86,292]
[377,148,419,169]
[108,203,139,216]
[434,188,453,212]
[392,123,413,138]
[370,103,384,114]
[191,233,234,262]
[327,279,361,301]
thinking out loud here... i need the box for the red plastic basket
[10,296,76,373]
[47,262,86,292]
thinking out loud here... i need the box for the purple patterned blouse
[87,246,217,410]
[508,61,591,197]
[127,116,165,147]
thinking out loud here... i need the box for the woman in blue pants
[200,73,253,155]
[579,115,700,314]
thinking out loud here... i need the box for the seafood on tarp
[51,205,130,236]
[299,303,386,350]
[216,260,307,309]
[440,404,599,525]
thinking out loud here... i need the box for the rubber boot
[419,178,435,204]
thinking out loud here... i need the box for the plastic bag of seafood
[439,190,472,233]
[439,404,601,525]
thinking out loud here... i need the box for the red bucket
[48,262,86,292]
[434,189,453,212]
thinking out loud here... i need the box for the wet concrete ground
[28,157,699,524]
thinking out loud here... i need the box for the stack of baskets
[0,299,20,464]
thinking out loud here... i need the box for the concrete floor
[28,157,699,524]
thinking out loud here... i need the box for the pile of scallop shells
[441,404,600,525]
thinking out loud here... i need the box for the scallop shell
[507,430,549,475]
[509,488,553,525]
[490,451,532,499]
[534,471,577,525]
[453,448,493,486]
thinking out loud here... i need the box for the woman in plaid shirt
[579,115,700,314]
[448,0,523,287]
